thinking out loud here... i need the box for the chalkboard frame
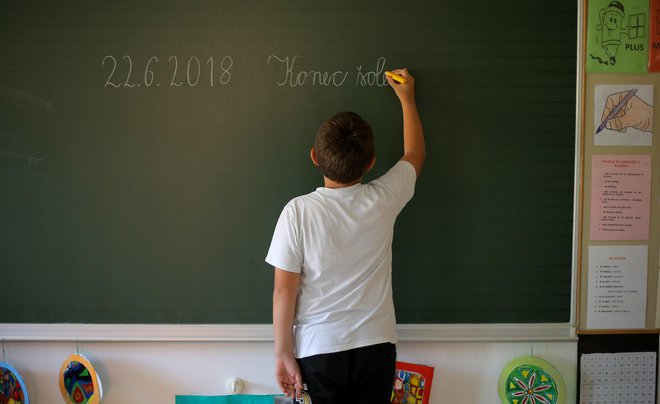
[0,0,581,329]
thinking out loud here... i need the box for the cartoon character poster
[587,0,649,73]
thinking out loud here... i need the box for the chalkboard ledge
[0,323,576,342]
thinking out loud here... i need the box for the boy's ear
[310,147,319,166]
[365,155,376,172]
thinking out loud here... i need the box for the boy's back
[266,159,416,358]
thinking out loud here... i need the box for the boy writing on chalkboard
[266,68,424,404]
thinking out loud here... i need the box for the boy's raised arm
[385,68,425,178]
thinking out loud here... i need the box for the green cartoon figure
[594,1,626,65]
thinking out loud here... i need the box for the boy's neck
[323,176,362,189]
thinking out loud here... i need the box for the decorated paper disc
[59,354,103,404]
[0,362,29,404]
[498,356,566,404]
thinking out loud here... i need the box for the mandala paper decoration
[0,362,29,404]
[59,354,103,404]
[498,356,566,404]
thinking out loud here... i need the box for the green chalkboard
[0,1,576,324]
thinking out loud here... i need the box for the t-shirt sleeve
[371,160,417,210]
[265,202,303,273]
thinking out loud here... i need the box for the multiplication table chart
[580,352,657,403]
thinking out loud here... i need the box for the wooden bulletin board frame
[576,0,660,334]
[0,0,582,341]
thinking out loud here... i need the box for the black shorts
[296,343,396,404]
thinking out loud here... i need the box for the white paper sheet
[587,245,648,329]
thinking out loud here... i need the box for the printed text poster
[590,155,652,240]
[587,245,648,329]
[580,352,657,402]
[587,0,649,73]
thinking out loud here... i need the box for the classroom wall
[3,339,577,403]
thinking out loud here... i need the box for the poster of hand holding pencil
[594,84,654,145]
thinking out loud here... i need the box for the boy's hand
[275,353,303,399]
[385,68,416,105]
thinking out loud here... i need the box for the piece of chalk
[385,71,407,84]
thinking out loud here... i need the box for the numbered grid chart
[580,352,657,404]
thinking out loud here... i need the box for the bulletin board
[577,0,660,332]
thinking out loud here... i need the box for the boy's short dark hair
[314,111,374,184]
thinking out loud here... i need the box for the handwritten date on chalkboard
[102,55,234,88]
[101,54,390,89]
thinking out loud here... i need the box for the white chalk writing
[102,55,233,88]
[267,55,389,88]
[267,55,349,87]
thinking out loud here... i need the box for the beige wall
[1,339,577,403]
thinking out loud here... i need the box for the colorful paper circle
[498,356,566,404]
[59,354,103,404]
[0,362,29,404]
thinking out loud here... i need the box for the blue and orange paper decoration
[498,356,566,404]
[391,361,435,404]
[0,362,29,404]
[59,354,103,404]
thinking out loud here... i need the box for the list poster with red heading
[590,155,652,241]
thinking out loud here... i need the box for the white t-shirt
[266,160,416,358]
